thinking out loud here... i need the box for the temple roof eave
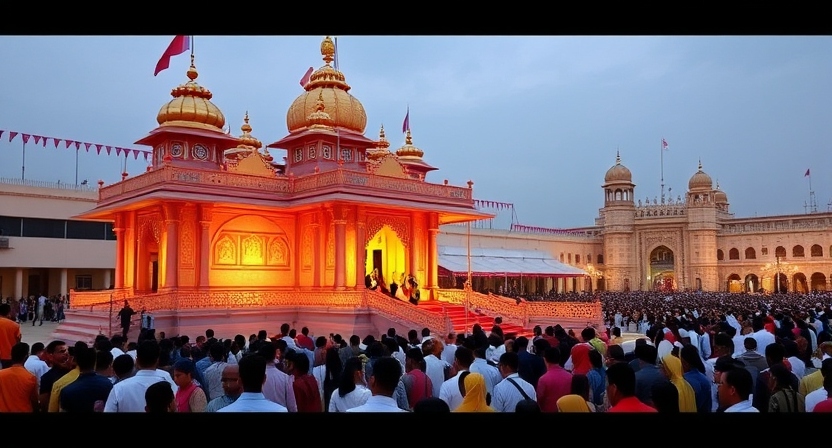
[135,125,240,147]
[267,128,377,149]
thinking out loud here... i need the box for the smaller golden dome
[604,151,632,183]
[238,112,262,149]
[396,130,424,158]
[156,55,226,132]
[366,124,390,161]
[306,91,335,129]
[688,160,713,191]
[714,181,728,204]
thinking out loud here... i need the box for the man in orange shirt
[0,303,22,368]
[0,342,39,412]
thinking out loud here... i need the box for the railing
[98,165,473,206]
[438,287,603,328]
[719,218,832,234]
[0,177,98,192]
[69,287,452,336]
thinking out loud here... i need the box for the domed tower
[685,160,720,292]
[600,151,636,291]
[135,55,239,169]
[713,180,729,213]
[366,124,391,161]
[223,113,276,177]
[268,36,377,176]
[395,129,437,181]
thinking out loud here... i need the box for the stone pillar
[427,213,439,300]
[334,207,347,290]
[103,270,112,290]
[312,217,321,288]
[198,205,212,288]
[355,207,366,290]
[410,212,420,286]
[163,203,181,289]
[14,268,23,299]
[59,269,68,296]
[114,227,125,289]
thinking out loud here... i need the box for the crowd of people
[1,289,832,413]
[0,294,67,325]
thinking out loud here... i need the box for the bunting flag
[0,128,155,161]
[805,168,810,177]
[473,199,514,211]
[510,223,582,236]
[300,66,314,87]
[662,138,668,150]
[402,106,410,134]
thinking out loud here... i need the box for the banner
[1,128,152,161]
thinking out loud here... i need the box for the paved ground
[18,319,60,346]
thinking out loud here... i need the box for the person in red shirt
[535,346,572,412]
[285,350,322,412]
[606,362,657,413]
[296,327,315,352]
[812,373,832,413]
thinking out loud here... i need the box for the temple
[58,37,600,343]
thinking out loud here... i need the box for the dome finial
[187,54,198,81]
[405,129,413,146]
[241,111,252,133]
[616,150,621,165]
[698,159,702,171]
[716,179,720,189]
[321,36,335,65]
[379,124,386,140]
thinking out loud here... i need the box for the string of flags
[473,199,514,210]
[510,223,583,235]
[0,129,152,161]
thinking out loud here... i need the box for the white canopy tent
[437,246,588,278]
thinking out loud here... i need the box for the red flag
[300,66,314,87]
[74,141,81,150]
[154,35,191,76]
[95,144,102,154]
[402,106,410,133]
[662,138,668,150]
[64,139,73,148]
[84,143,92,152]
[805,168,810,177]
[22,134,30,143]
[33,135,41,145]
[0,130,3,140]
[106,146,112,155]
[132,150,140,159]
[143,151,151,161]
[115,147,123,156]
[41,137,47,147]
[53,138,61,148]
[9,131,18,142]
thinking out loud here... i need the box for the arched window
[615,190,622,201]
[560,253,565,263]
[793,245,805,257]
[587,254,592,265]
[811,244,823,257]
[745,247,756,259]
[729,248,740,260]
[575,254,581,264]
[597,254,604,264]
[717,249,724,261]
[568,253,572,264]
[775,246,786,258]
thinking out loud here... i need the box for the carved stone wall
[365,215,411,247]
[208,214,294,287]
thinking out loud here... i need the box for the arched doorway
[775,273,787,294]
[649,245,675,292]
[365,225,407,294]
[744,274,760,293]
[811,272,827,292]
[727,273,742,293]
[793,273,808,293]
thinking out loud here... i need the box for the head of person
[515,399,541,413]
[405,348,425,373]
[413,397,450,413]
[238,354,268,393]
[11,342,28,365]
[136,340,161,370]
[543,346,561,367]
[338,357,366,397]
[173,359,196,389]
[605,362,637,406]
[112,354,135,379]
[498,351,519,379]
[145,381,176,413]
[220,364,242,398]
[718,366,753,408]
[368,357,401,397]
[74,346,96,372]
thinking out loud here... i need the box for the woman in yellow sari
[661,354,697,412]
[556,394,593,412]
[454,372,495,412]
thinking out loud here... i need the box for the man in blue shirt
[61,346,113,412]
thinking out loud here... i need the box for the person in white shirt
[24,342,49,391]
[218,354,287,412]
[329,356,371,412]
[346,357,406,412]
[104,340,178,412]
[718,367,759,413]
[491,352,536,412]
[257,342,297,412]
[110,335,126,359]
[440,346,474,410]
[441,333,458,366]
[422,339,449,398]
[469,346,502,398]
[751,316,776,354]
[34,295,46,326]
[805,358,832,412]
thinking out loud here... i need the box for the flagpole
[21,141,26,180]
[660,138,665,204]
[190,35,194,58]
[466,219,471,337]
[75,147,79,185]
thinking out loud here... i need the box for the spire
[187,54,198,81]
[306,90,334,129]
[321,36,335,66]
[698,159,703,171]
[616,150,621,165]
[405,129,413,146]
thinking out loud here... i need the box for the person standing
[33,295,46,326]
[206,365,242,412]
[218,355,288,412]
[492,352,537,412]
[0,342,38,412]
[104,340,178,412]
[0,303,22,368]
[59,346,113,412]
[346,357,407,412]
[117,301,137,339]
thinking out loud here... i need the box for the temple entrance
[365,225,406,294]
[727,273,742,293]
[745,274,759,293]
[649,245,675,292]
[811,272,827,292]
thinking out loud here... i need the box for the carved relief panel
[179,207,196,267]
[210,215,292,270]
[365,215,411,246]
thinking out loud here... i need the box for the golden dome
[367,125,390,161]
[688,160,713,191]
[224,112,262,160]
[604,151,632,183]
[396,130,424,158]
[286,37,367,134]
[714,181,728,204]
[157,56,226,132]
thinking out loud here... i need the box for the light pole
[775,255,781,294]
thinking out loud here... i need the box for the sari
[661,354,697,412]
[556,394,593,412]
[454,373,494,412]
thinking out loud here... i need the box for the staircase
[418,302,532,338]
